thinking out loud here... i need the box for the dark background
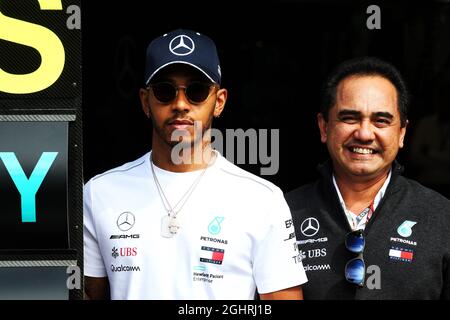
[82,0,450,198]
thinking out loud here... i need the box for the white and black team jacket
[285,161,450,299]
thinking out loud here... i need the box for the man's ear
[317,112,328,144]
[139,88,151,118]
[399,119,408,148]
[214,88,227,118]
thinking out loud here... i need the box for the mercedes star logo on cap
[117,212,135,231]
[169,35,195,56]
[300,217,320,237]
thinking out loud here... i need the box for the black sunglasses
[148,82,217,104]
[344,229,366,287]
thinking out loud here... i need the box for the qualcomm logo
[303,264,331,272]
[397,220,417,238]
[116,212,135,231]
[169,35,195,56]
[300,217,320,237]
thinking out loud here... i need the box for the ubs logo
[112,246,137,259]
[116,212,135,231]
[300,217,320,237]
[299,249,327,259]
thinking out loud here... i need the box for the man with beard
[84,29,307,299]
[286,57,450,299]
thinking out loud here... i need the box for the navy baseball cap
[144,29,221,86]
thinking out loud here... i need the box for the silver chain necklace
[150,152,215,238]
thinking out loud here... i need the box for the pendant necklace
[150,152,215,238]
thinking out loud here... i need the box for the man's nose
[172,88,192,113]
[353,120,375,141]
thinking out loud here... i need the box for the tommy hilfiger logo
[200,246,224,265]
[389,247,414,262]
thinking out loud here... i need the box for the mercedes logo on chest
[169,35,195,56]
[117,212,135,231]
[300,217,320,237]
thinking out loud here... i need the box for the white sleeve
[83,179,107,277]
[253,187,308,294]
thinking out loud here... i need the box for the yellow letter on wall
[0,0,65,94]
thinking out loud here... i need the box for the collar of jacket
[316,159,405,231]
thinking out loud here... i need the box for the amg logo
[110,234,140,239]
[296,237,328,245]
